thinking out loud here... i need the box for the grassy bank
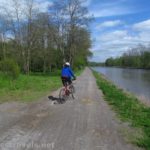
[0,68,83,103]
[0,73,61,103]
[93,71,150,150]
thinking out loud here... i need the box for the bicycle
[59,80,75,101]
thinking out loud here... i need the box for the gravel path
[0,68,141,150]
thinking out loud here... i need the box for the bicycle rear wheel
[59,88,69,101]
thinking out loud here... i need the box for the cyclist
[61,62,76,87]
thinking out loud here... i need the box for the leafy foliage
[0,59,20,79]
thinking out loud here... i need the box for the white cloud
[91,18,150,62]
[82,0,92,6]
[99,30,128,41]
[0,0,52,19]
[133,19,150,31]
[96,20,123,29]
[36,0,52,12]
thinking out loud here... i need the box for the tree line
[0,0,92,74]
[105,45,150,69]
[88,62,105,67]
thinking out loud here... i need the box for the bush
[0,59,20,79]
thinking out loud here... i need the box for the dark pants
[61,77,72,86]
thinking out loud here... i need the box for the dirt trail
[0,68,141,150]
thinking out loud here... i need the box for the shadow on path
[48,96,65,104]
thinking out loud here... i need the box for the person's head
[64,62,70,67]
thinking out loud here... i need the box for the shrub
[0,59,20,79]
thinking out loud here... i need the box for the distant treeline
[0,0,92,74]
[105,45,150,69]
[88,62,105,66]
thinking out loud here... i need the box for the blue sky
[86,0,150,62]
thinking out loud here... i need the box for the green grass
[93,71,150,150]
[0,68,84,103]
[0,73,61,103]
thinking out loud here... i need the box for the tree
[0,0,93,73]
[105,44,150,69]
[49,0,92,66]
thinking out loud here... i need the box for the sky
[87,0,150,62]
[0,0,150,62]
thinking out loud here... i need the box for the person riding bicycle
[61,62,76,86]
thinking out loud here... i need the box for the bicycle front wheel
[70,84,75,93]
[69,85,75,99]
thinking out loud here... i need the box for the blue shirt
[61,66,75,78]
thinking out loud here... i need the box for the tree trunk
[26,48,30,74]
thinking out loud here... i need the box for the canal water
[92,67,150,100]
